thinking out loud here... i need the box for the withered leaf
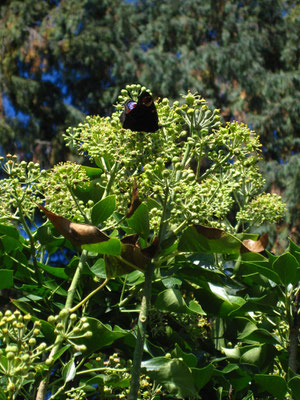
[126,179,141,218]
[241,233,269,253]
[37,204,109,247]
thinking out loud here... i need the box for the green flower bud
[5,310,12,317]
[21,354,30,362]
[47,315,56,324]
[6,345,18,353]
[185,94,195,106]
[7,382,16,391]
[7,352,15,360]
[59,308,70,319]
[45,357,54,365]
[70,313,77,321]
[24,314,32,321]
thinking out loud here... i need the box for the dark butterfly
[120,91,159,132]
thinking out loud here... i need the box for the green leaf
[73,318,127,355]
[222,347,241,360]
[91,195,116,225]
[191,364,215,391]
[0,236,23,253]
[178,225,241,254]
[38,319,56,344]
[0,269,13,289]
[208,283,231,302]
[208,283,246,316]
[171,344,197,368]
[161,276,182,288]
[74,177,104,203]
[221,364,240,373]
[81,165,102,178]
[155,288,190,313]
[241,252,267,262]
[273,252,298,286]
[0,224,20,239]
[90,258,107,278]
[240,346,263,365]
[240,328,281,345]
[0,386,7,400]
[240,344,276,369]
[11,299,36,314]
[141,357,198,398]
[63,359,76,383]
[52,345,71,362]
[288,376,300,400]
[239,261,281,284]
[82,237,122,255]
[37,262,69,280]
[127,203,149,240]
[288,238,300,264]
[188,300,206,315]
[144,197,162,211]
[254,374,287,399]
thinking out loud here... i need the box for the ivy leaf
[63,359,76,383]
[254,374,287,400]
[273,252,298,286]
[91,195,116,225]
[178,225,241,254]
[127,203,150,240]
[0,270,13,290]
[72,318,127,355]
[83,238,122,256]
[141,357,198,398]
[288,376,300,400]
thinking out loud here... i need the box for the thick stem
[35,250,88,400]
[288,287,299,375]
[17,199,42,285]
[128,261,156,400]
[128,140,192,399]
[103,162,118,198]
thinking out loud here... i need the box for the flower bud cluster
[90,352,135,399]
[65,387,87,400]
[174,91,220,134]
[0,155,44,222]
[93,352,157,399]
[0,310,47,396]
[39,162,90,221]
[47,311,91,359]
[236,193,287,225]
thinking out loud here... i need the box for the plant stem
[70,278,109,313]
[128,261,156,400]
[288,286,299,375]
[67,184,90,224]
[103,162,118,198]
[35,250,88,400]
[16,198,42,285]
[199,153,231,181]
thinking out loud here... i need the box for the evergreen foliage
[0,0,299,161]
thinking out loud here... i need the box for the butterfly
[120,91,159,132]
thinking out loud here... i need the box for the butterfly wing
[120,100,136,126]
[120,92,159,132]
